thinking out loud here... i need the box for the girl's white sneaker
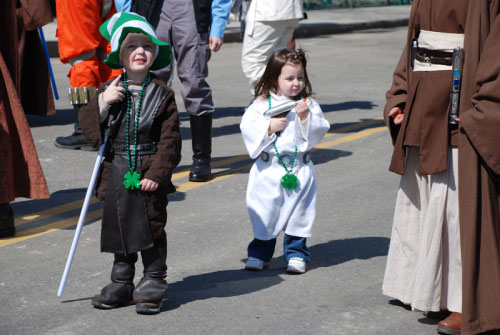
[245,257,269,271]
[287,257,306,274]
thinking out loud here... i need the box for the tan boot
[437,312,461,334]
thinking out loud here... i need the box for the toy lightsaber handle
[263,101,298,117]
[263,98,307,118]
[57,136,108,297]
[38,27,59,100]
[449,47,462,125]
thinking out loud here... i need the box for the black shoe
[189,158,211,182]
[136,301,162,315]
[54,132,96,151]
[0,204,15,238]
[91,295,134,310]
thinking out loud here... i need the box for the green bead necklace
[122,71,149,190]
[269,95,298,190]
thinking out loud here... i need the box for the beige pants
[241,19,300,89]
[382,147,462,313]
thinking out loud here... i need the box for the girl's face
[276,62,305,99]
[120,33,155,78]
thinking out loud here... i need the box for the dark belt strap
[260,151,311,165]
[415,48,453,66]
[112,142,157,155]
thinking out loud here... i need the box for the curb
[46,19,409,58]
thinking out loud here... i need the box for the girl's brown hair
[254,48,312,100]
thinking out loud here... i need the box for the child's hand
[295,100,309,121]
[388,106,404,125]
[140,178,159,192]
[268,116,287,136]
[102,75,126,105]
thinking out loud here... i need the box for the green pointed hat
[100,12,172,70]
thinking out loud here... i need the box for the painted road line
[0,210,102,248]
[325,118,384,138]
[12,119,386,229]
[317,126,387,149]
[15,199,98,227]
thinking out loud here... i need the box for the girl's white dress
[240,93,330,240]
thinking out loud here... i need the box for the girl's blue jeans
[247,234,311,263]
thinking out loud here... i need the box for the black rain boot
[92,253,137,309]
[55,104,95,151]
[0,203,15,238]
[134,246,168,315]
[188,114,212,182]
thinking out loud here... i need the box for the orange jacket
[56,0,121,87]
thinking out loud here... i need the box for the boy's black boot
[92,253,137,309]
[0,203,15,238]
[188,114,212,182]
[55,104,95,151]
[134,246,168,315]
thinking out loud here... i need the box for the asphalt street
[0,26,441,334]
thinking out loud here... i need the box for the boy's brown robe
[79,77,181,254]
[0,0,55,204]
[459,1,500,334]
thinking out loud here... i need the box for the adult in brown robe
[458,1,500,334]
[383,3,467,332]
[385,0,500,334]
[0,0,55,237]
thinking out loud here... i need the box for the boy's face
[120,33,155,77]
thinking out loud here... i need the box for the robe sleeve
[78,89,105,148]
[384,43,409,143]
[294,98,330,152]
[461,13,500,176]
[143,89,182,184]
[240,99,277,159]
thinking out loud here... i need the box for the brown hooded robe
[459,1,500,334]
[0,0,55,204]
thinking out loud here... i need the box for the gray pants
[154,0,214,116]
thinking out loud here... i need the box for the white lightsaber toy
[57,136,108,297]
[263,98,306,117]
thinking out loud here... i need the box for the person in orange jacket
[54,0,122,150]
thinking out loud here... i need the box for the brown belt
[415,48,453,66]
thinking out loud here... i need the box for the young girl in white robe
[240,48,330,274]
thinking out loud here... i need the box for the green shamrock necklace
[122,71,149,190]
[269,95,298,190]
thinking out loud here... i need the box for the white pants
[241,19,300,89]
[382,147,462,313]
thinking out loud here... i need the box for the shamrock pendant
[123,170,141,190]
[281,173,298,190]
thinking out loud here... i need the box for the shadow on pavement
[11,188,88,216]
[163,236,389,312]
[321,101,377,113]
[178,101,378,139]
[174,148,352,177]
[27,108,75,127]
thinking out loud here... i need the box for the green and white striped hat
[100,12,172,70]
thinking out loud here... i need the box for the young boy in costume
[78,12,181,315]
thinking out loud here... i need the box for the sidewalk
[42,5,410,58]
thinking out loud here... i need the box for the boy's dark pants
[94,246,167,306]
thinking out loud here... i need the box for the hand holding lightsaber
[263,98,307,118]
